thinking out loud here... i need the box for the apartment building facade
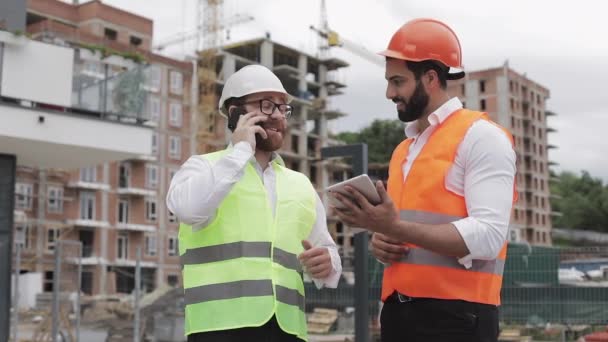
[447,62,556,246]
[13,0,193,296]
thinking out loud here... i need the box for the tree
[336,119,406,164]
[550,171,608,232]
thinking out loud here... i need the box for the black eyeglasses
[243,99,293,119]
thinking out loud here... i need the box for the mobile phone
[228,106,247,132]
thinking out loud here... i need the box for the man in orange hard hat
[331,18,517,342]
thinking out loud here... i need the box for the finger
[332,192,360,212]
[373,238,407,255]
[299,247,325,261]
[375,233,403,245]
[253,126,268,139]
[301,240,312,250]
[245,114,268,126]
[236,111,257,127]
[303,253,330,268]
[375,249,403,263]
[376,180,390,203]
[344,186,373,211]
[308,263,331,278]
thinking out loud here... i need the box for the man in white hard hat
[167,64,342,342]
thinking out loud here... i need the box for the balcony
[67,219,110,228]
[116,222,156,233]
[0,31,153,169]
[66,180,110,191]
[116,184,156,197]
[113,259,157,268]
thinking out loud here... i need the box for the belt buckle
[397,292,413,303]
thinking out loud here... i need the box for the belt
[387,291,417,303]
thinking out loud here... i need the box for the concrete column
[99,163,109,294]
[260,40,274,68]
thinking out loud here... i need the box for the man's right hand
[230,112,268,150]
[370,233,409,264]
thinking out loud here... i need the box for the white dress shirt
[166,142,342,288]
[403,97,516,268]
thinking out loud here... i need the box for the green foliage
[79,42,146,63]
[550,170,608,232]
[335,119,405,164]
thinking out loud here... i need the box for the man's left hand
[299,240,332,279]
[331,180,399,235]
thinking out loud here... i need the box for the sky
[100,0,608,180]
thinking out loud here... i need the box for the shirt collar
[404,97,464,137]
[226,143,285,167]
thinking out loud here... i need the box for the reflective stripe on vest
[184,280,304,312]
[399,209,505,276]
[181,241,301,272]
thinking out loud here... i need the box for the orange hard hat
[379,18,465,80]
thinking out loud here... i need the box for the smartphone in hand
[227,106,247,132]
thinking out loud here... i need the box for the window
[104,28,117,40]
[47,187,64,213]
[118,199,129,224]
[170,71,183,95]
[130,36,142,47]
[168,211,177,223]
[480,99,486,111]
[148,97,161,122]
[460,84,465,96]
[167,275,179,286]
[47,228,59,251]
[80,166,96,183]
[169,102,183,127]
[151,133,159,155]
[15,183,33,210]
[119,163,130,188]
[14,224,31,250]
[169,168,178,181]
[168,236,178,256]
[169,136,181,159]
[145,234,157,256]
[146,164,159,189]
[79,191,95,220]
[146,66,161,91]
[145,198,157,222]
[510,229,517,242]
[479,80,486,93]
[117,232,129,259]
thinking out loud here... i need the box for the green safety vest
[179,149,317,340]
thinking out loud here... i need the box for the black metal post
[0,154,16,342]
[321,143,369,342]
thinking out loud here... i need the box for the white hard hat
[218,64,293,118]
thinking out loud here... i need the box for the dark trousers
[187,316,301,342]
[380,292,499,342]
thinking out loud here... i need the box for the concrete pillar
[260,40,274,69]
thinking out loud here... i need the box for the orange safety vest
[382,108,516,306]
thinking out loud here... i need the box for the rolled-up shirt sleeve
[451,122,516,268]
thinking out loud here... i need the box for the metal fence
[304,243,608,337]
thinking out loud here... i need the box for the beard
[394,80,430,123]
[255,121,288,152]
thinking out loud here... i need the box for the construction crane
[310,0,383,67]
[152,13,254,52]
[309,25,384,68]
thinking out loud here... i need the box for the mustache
[392,97,406,104]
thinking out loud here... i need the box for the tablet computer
[326,174,381,209]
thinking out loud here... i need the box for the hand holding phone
[228,107,268,149]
